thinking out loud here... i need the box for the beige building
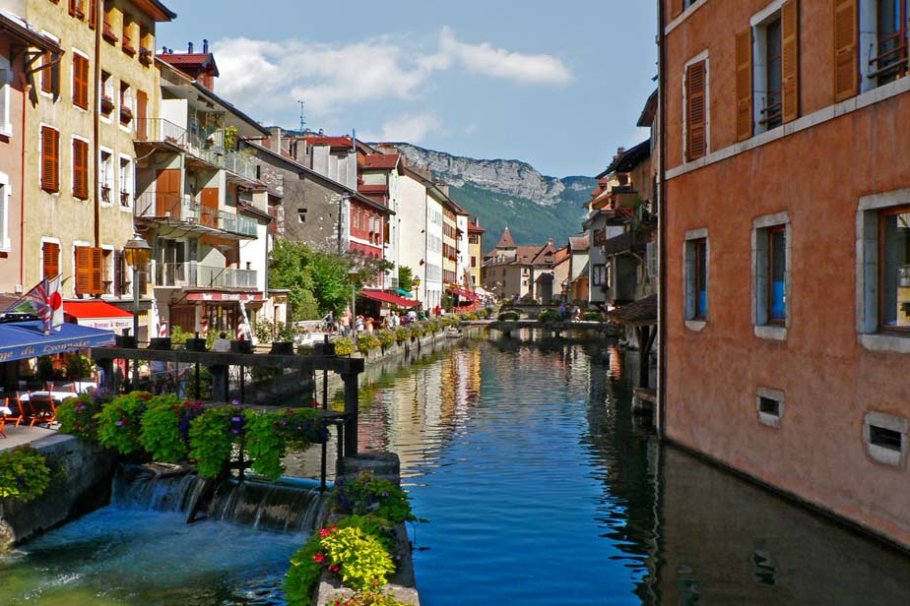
[3,0,174,338]
[467,220,484,289]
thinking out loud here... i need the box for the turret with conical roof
[496,226,517,250]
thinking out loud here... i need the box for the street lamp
[348,267,359,335]
[123,233,151,383]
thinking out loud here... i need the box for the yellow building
[8,0,174,339]
[467,220,484,289]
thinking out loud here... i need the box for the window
[75,245,103,296]
[119,81,133,126]
[671,0,701,18]
[856,191,910,351]
[121,14,135,55]
[40,50,58,96]
[684,231,708,324]
[68,0,84,19]
[753,213,790,338]
[0,173,9,251]
[40,126,60,193]
[72,52,89,109]
[873,0,908,84]
[738,1,800,140]
[103,5,117,43]
[42,241,60,280]
[756,388,784,428]
[87,0,96,29]
[592,264,607,286]
[100,71,114,118]
[119,156,132,208]
[684,55,708,161]
[878,206,910,330]
[0,60,10,134]
[298,208,307,222]
[100,150,113,204]
[72,138,89,199]
[863,411,908,466]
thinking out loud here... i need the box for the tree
[398,265,413,292]
[269,240,355,320]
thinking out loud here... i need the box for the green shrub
[336,515,397,556]
[0,447,51,502]
[497,310,520,322]
[376,329,395,348]
[581,310,605,322]
[139,395,203,463]
[394,327,409,344]
[334,471,416,525]
[57,392,109,441]
[537,309,561,323]
[188,407,238,478]
[464,312,478,321]
[244,408,323,481]
[332,337,356,357]
[483,306,497,319]
[357,334,381,353]
[63,353,94,380]
[285,532,324,606]
[408,325,423,340]
[320,526,396,591]
[96,392,152,455]
[184,365,213,400]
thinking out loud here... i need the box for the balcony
[135,118,258,182]
[136,192,257,237]
[155,262,257,290]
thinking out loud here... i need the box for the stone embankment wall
[0,434,115,551]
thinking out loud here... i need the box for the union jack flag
[4,275,64,335]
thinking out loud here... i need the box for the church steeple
[496,226,516,249]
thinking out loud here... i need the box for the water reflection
[354,334,910,605]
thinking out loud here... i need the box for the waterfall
[112,464,328,533]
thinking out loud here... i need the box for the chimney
[188,41,194,53]
[270,127,283,154]
[203,39,209,54]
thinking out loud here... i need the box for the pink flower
[312,553,325,564]
[320,528,332,537]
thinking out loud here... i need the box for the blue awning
[0,320,115,363]
[395,288,413,297]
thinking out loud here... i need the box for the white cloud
[210,30,572,125]
[439,27,572,86]
[362,113,444,144]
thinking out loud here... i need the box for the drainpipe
[19,76,29,287]
[93,0,102,249]
[657,0,668,438]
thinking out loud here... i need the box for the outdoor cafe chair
[2,396,26,428]
[26,393,57,428]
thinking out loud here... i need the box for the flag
[7,276,64,334]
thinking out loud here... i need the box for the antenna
[297,100,306,132]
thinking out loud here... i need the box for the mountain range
[393,144,595,253]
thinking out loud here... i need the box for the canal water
[356,333,910,605]
[2,332,910,604]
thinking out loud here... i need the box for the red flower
[320,528,332,537]
[328,564,340,573]
[312,553,325,563]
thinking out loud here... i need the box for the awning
[395,287,413,297]
[447,286,478,301]
[64,301,133,332]
[0,320,115,363]
[604,294,657,326]
[360,289,420,308]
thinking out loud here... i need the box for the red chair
[5,395,27,427]
[28,394,57,428]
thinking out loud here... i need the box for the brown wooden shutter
[73,139,88,199]
[88,0,96,29]
[736,28,754,141]
[671,0,684,19]
[75,246,91,295]
[833,0,858,102]
[43,242,60,280]
[781,0,800,123]
[114,250,123,296]
[90,247,104,295]
[686,60,707,161]
[41,126,59,193]
[41,52,53,94]
[73,54,89,109]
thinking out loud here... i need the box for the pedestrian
[365,316,374,333]
[573,305,581,322]
[326,310,334,332]
[212,331,231,352]
[434,304,442,317]
[355,315,365,333]
[558,302,567,321]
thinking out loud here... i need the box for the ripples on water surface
[357,336,910,606]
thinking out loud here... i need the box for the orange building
[661,0,910,548]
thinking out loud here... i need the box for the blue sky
[157,0,657,179]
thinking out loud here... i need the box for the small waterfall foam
[112,464,328,533]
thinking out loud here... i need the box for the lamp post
[123,233,151,384]
[348,267,359,334]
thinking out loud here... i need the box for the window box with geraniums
[119,105,133,125]
[100,95,115,115]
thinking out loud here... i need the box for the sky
[156,0,657,179]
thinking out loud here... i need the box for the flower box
[100,96,115,114]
